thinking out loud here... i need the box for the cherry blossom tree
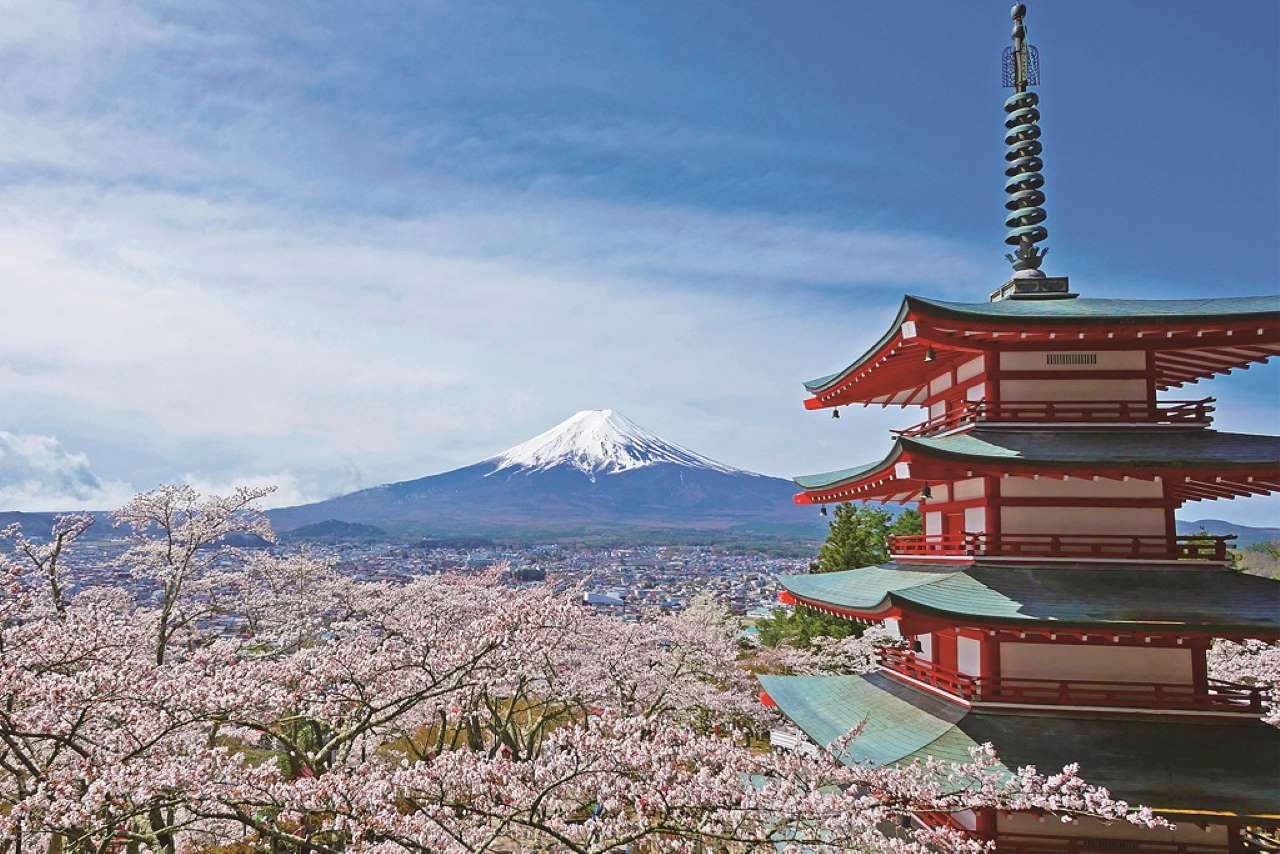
[2,514,94,618]
[1210,638,1280,726]
[0,487,1169,854]
[113,484,276,664]
[749,622,905,677]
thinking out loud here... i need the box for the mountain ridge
[266,410,819,542]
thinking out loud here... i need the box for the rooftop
[758,671,1280,818]
[793,429,1280,504]
[908,294,1280,324]
[776,562,1280,635]
[802,294,1280,404]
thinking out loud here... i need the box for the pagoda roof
[793,428,1280,504]
[757,671,1280,818]
[903,294,1280,325]
[803,294,1280,407]
[776,562,1280,636]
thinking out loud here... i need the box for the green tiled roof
[803,294,1280,393]
[803,300,912,393]
[759,672,1280,817]
[793,429,1280,490]
[906,429,1280,467]
[778,563,1280,632]
[793,457,896,490]
[759,672,968,766]
[910,294,1280,323]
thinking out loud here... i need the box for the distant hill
[280,519,388,542]
[268,409,824,543]
[1176,518,1280,548]
[0,510,117,539]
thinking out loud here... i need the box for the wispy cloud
[0,0,1273,529]
[0,179,935,499]
[0,431,134,511]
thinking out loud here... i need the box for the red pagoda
[759,5,1280,852]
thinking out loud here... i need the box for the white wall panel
[956,355,986,383]
[1000,643,1193,684]
[999,351,1147,371]
[1001,506,1167,536]
[964,506,987,533]
[999,379,1148,402]
[1000,476,1163,499]
[957,636,981,676]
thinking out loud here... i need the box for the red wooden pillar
[934,629,959,672]
[1227,822,1247,854]
[1145,349,1158,410]
[974,807,996,839]
[986,475,1002,551]
[980,632,1001,699]
[1162,479,1177,556]
[986,353,1000,409]
[1191,640,1209,695]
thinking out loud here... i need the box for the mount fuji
[268,410,821,542]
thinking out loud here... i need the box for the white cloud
[179,472,329,511]
[0,179,947,506]
[0,0,1273,532]
[0,431,134,511]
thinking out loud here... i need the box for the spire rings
[1003,89,1048,257]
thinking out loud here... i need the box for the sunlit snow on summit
[488,409,749,479]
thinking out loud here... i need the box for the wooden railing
[976,676,1263,713]
[877,649,1265,713]
[894,398,1214,438]
[995,833,1228,854]
[888,532,1235,562]
[878,647,978,699]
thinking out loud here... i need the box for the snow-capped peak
[488,409,748,479]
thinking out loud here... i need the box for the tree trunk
[147,806,174,854]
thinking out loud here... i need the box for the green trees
[757,503,922,648]
[813,503,922,574]
[755,605,857,649]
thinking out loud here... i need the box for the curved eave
[792,444,916,505]
[776,567,1280,638]
[785,587,1280,638]
[802,298,982,411]
[802,295,1280,409]
[794,431,1280,505]
[910,294,1280,325]
[758,673,1280,818]
[803,299,910,395]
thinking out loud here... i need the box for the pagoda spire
[1002,3,1049,278]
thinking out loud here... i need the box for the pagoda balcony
[878,646,978,699]
[887,532,1236,562]
[878,648,1266,714]
[893,398,1214,438]
[994,833,1229,854]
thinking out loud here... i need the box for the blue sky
[1,0,1277,524]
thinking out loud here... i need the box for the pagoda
[759,5,1280,852]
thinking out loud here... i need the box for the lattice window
[1045,353,1098,366]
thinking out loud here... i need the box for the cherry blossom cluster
[1209,638,1280,726]
[0,487,1168,854]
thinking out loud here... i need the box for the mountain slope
[490,409,744,478]
[1175,518,1280,548]
[268,410,819,541]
